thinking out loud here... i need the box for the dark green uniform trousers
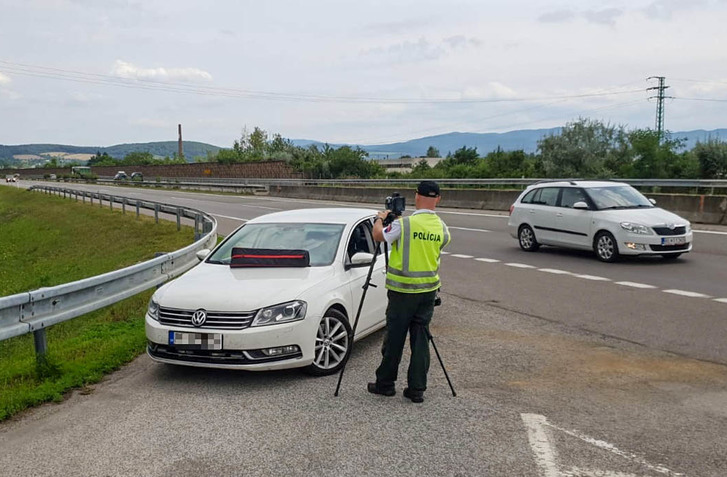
[375,289,437,392]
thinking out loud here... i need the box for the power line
[0,59,644,105]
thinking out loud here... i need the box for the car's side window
[559,187,587,208]
[347,221,374,259]
[521,189,538,204]
[537,187,559,206]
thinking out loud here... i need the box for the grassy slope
[0,187,195,420]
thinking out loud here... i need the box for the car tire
[518,224,540,252]
[661,253,682,260]
[594,231,619,263]
[303,308,352,376]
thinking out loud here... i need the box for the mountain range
[3,128,727,164]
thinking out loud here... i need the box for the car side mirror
[573,201,589,210]
[196,249,211,261]
[349,252,374,268]
[649,198,656,205]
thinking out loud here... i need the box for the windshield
[207,223,345,267]
[585,186,653,210]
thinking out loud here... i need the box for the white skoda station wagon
[508,181,693,262]
[146,208,387,375]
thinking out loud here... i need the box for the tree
[538,118,629,178]
[693,139,727,178]
[426,146,440,158]
[627,130,686,179]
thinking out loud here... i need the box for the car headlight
[620,222,652,235]
[252,300,307,327]
[685,223,692,233]
[147,299,160,321]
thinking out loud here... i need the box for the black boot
[367,382,395,396]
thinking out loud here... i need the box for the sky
[1,0,727,148]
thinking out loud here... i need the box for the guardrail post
[99,193,103,208]
[83,191,86,204]
[33,329,47,360]
[176,208,181,231]
[194,214,200,240]
[136,200,140,219]
[110,196,114,211]
[154,204,159,223]
[122,198,126,214]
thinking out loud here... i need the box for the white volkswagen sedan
[146,208,387,375]
[508,181,693,262]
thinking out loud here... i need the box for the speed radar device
[384,192,405,225]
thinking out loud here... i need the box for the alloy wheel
[313,315,350,371]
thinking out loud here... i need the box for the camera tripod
[334,232,456,398]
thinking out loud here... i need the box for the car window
[521,189,538,204]
[585,186,653,210]
[208,223,345,267]
[536,187,559,206]
[346,220,375,259]
[559,188,588,208]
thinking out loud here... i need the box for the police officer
[367,180,450,403]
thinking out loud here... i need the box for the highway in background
[2,182,727,476]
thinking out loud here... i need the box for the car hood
[596,207,689,226]
[155,263,336,311]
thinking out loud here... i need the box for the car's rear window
[207,223,345,267]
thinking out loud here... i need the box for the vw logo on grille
[667,223,676,230]
[191,309,207,327]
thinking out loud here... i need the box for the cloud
[642,0,709,20]
[583,8,623,26]
[111,60,213,83]
[539,7,623,25]
[538,9,576,23]
[360,36,481,64]
[0,72,11,86]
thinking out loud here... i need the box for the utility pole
[177,124,184,160]
[646,76,671,140]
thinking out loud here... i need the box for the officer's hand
[378,210,390,221]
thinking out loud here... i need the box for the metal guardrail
[0,186,218,355]
[88,177,727,191]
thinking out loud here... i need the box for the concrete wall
[268,186,727,225]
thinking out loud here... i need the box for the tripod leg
[334,241,382,397]
[426,328,457,397]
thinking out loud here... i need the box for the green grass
[0,187,195,420]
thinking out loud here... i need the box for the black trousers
[375,289,437,392]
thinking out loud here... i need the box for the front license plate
[169,331,222,350]
[662,236,686,246]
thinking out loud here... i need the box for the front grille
[147,343,301,365]
[159,306,256,330]
[649,243,690,252]
[652,226,687,236]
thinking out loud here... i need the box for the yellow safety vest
[386,213,450,293]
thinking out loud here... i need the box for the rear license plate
[662,236,686,246]
[169,331,222,350]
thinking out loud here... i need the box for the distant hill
[0,141,222,163]
[292,128,727,158]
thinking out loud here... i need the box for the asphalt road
[2,182,727,476]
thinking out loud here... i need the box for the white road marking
[574,274,611,281]
[615,281,657,289]
[506,263,536,269]
[475,258,501,263]
[714,298,727,304]
[438,210,507,218]
[210,213,249,222]
[451,254,474,259]
[449,226,491,233]
[693,229,727,235]
[663,289,712,298]
[538,268,572,275]
[521,413,683,477]
[441,251,450,255]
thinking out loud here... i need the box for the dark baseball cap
[417,180,440,197]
